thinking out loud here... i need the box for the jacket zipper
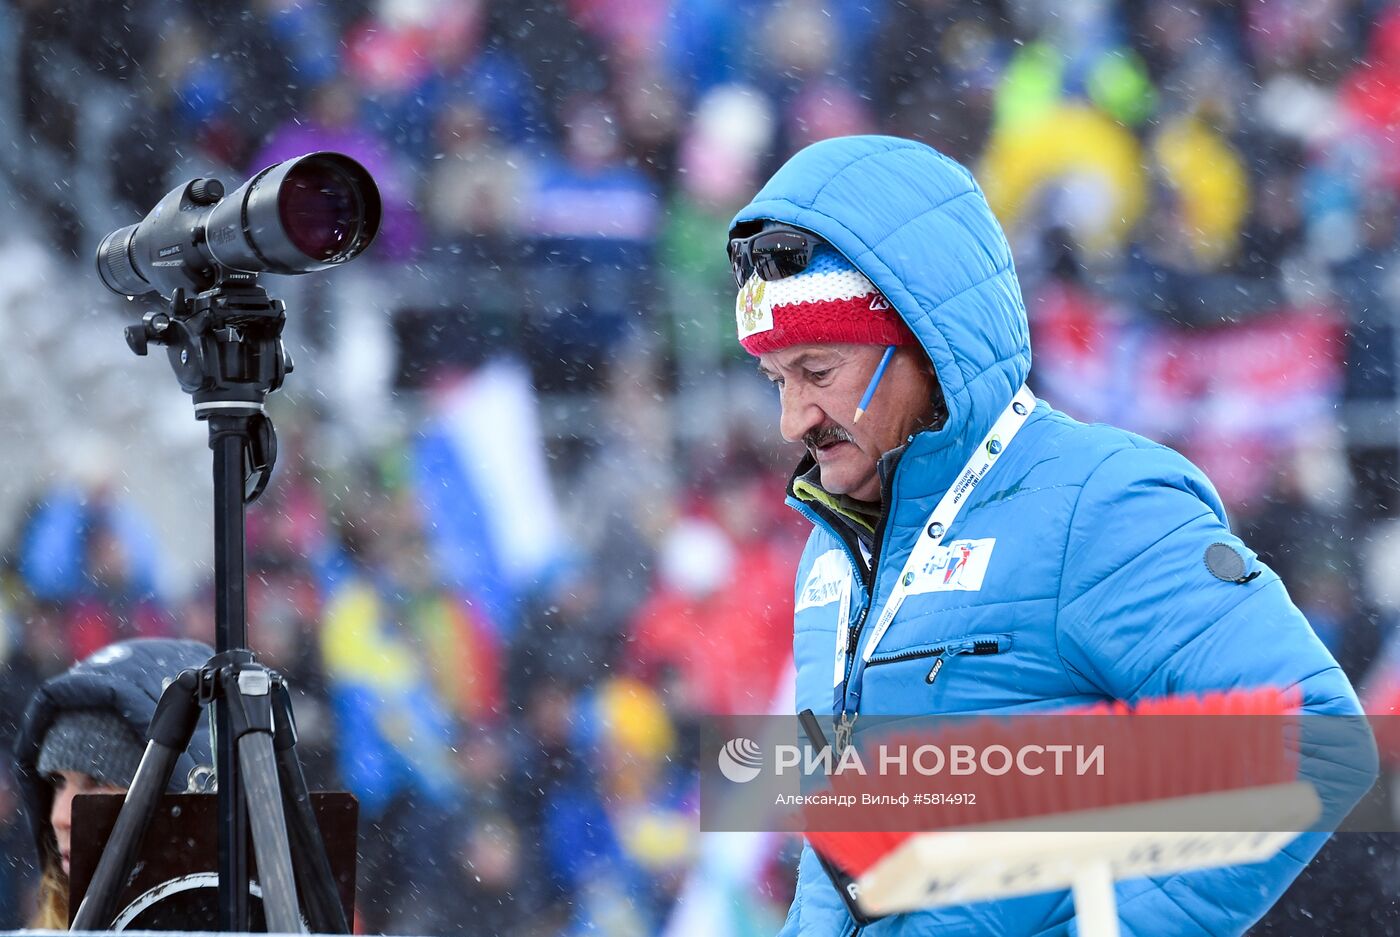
[866,636,1007,667]
[833,449,906,750]
[865,636,1009,685]
[787,446,909,753]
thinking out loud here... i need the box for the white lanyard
[858,384,1035,664]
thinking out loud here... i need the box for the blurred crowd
[3,0,1400,933]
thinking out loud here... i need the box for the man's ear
[907,347,941,386]
[913,352,948,430]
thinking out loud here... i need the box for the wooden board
[69,792,358,929]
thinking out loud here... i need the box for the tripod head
[126,275,290,502]
[101,150,381,503]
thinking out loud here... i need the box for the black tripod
[71,277,348,934]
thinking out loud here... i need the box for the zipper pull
[835,711,857,756]
[926,637,1004,684]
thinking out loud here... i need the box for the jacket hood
[13,638,215,870]
[731,135,1032,477]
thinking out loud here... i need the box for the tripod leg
[239,731,305,934]
[273,683,351,933]
[71,670,204,930]
[225,664,305,933]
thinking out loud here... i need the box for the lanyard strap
[858,384,1035,664]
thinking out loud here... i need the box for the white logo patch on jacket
[797,549,853,611]
[906,538,996,594]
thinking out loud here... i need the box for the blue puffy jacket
[730,136,1377,936]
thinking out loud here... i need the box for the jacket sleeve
[1054,442,1378,936]
[775,848,806,937]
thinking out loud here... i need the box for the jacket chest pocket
[861,633,1011,703]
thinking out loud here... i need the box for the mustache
[804,424,855,450]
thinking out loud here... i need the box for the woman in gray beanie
[12,638,213,928]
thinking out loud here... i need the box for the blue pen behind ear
[854,346,897,423]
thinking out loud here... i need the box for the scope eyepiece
[97,223,147,297]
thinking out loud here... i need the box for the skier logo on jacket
[943,543,974,585]
[909,539,995,594]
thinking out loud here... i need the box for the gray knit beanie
[36,710,145,788]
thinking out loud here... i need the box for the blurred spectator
[11,639,214,928]
[629,493,794,715]
[15,488,172,661]
[253,0,342,90]
[661,85,774,369]
[1334,190,1400,401]
[484,0,609,139]
[980,97,1148,256]
[871,0,1005,160]
[1340,3,1400,145]
[543,677,692,934]
[440,811,532,936]
[161,17,240,159]
[0,769,29,926]
[556,346,675,636]
[318,500,465,934]
[1234,142,1308,306]
[1149,107,1250,271]
[423,98,533,244]
[784,79,876,151]
[519,94,661,387]
[611,60,683,181]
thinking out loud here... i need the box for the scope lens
[279,160,363,261]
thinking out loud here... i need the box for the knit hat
[735,242,915,355]
[36,709,144,788]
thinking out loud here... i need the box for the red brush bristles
[804,686,1303,878]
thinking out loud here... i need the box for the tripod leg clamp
[148,669,204,748]
[222,664,277,740]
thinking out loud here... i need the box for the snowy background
[2,0,1400,933]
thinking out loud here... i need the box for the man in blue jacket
[726,135,1376,935]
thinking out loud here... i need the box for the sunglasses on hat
[727,223,820,288]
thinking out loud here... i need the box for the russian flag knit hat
[734,242,915,356]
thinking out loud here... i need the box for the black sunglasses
[728,223,820,288]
